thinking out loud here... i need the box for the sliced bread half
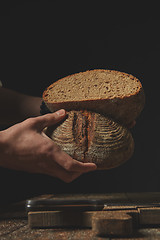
[43,69,145,125]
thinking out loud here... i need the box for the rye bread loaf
[43,69,145,169]
[45,110,134,170]
[43,69,145,125]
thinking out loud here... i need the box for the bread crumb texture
[44,69,142,103]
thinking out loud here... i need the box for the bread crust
[45,111,134,170]
[42,69,144,169]
[43,69,145,125]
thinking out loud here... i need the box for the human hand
[0,109,97,182]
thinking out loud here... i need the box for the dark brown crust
[44,89,145,125]
[43,69,145,125]
[45,111,134,170]
[43,69,144,170]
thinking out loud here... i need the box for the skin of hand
[0,87,135,183]
[0,109,97,183]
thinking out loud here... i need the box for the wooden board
[139,207,160,225]
[28,207,160,237]
[27,192,160,237]
[28,211,93,228]
[1,193,160,239]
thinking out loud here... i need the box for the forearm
[0,88,42,125]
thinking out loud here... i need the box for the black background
[0,1,160,202]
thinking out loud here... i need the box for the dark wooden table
[1,193,160,240]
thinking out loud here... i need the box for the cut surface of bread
[44,70,141,102]
[42,69,145,170]
[43,69,145,125]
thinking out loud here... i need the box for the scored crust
[45,110,134,170]
[42,69,145,169]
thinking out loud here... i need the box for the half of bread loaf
[43,69,145,125]
[45,110,134,170]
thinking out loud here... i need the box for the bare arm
[0,88,97,182]
[0,110,97,182]
[0,87,42,125]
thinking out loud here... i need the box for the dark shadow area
[0,1,160,202]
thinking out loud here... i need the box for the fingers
[34,109,67,130]
[37,149,97,183]
[25,109,97,182]
[44,163,83,183]
[53,150,97,173]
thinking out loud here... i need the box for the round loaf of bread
[43,69,145,125]
[43,69,145,169]
[45,110,134,170]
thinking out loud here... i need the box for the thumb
[36,109,67,130]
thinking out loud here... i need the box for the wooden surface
[1,193,160,239]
